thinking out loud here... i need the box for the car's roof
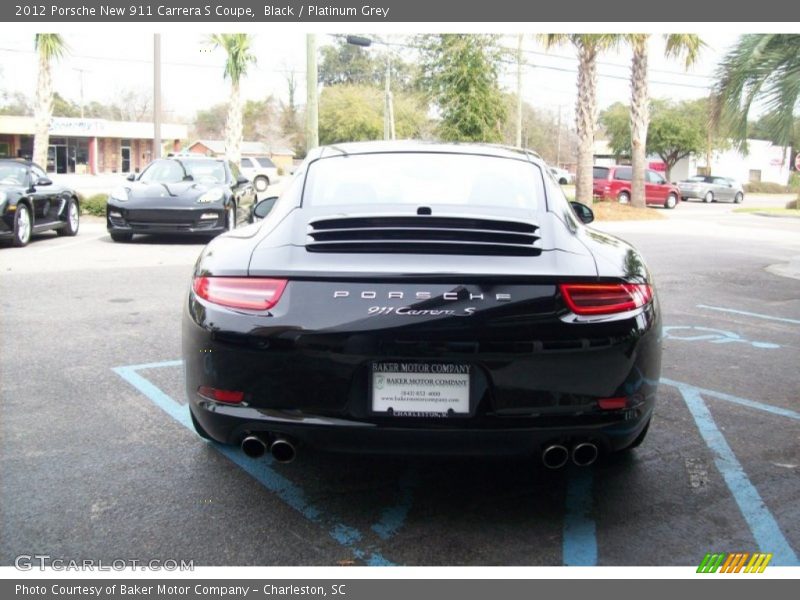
[0,158,32,166]
[166,154,225,162]
[309,141,545,165]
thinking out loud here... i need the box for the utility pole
[515,34,523,148]
[305,34,319,153]
[384,52,395,140]
[153,34,162,160]
[74,68,88,118]
[346,35,394,141]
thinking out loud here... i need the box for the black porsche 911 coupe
[183,142,662,468]
[0,159,80,247]
[106,155,256,242]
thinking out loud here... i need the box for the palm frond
[35,34,67,61]
[208,33,256,84]
[712,34,800,147]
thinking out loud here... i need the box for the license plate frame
[369,362,472,418]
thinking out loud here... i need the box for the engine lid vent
[306,215,541,256]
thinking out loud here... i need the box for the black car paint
[183,143,661,457]
[0,159,79,245]
[106,157,256,239]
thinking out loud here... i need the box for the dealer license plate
[371,362,471,417]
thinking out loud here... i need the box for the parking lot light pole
[346,35,395,141]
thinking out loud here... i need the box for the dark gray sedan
[678,175,744,203]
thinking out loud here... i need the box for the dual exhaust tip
[241,435,296,463]
[242,435,596,468]
[542,442,599,469]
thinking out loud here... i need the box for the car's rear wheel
[190,409,212,440]
[704,191,714,203]
[621,418,651,451]
[110,231,133,243]
[664,193,678,209]
[57,198,80,236]
[226,204,237,231]
[558,177,568,185]
[254,175,269,192]
[618,191,630,204]
[734,192,744,203]
[12,203,31,247]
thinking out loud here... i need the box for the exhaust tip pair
[542,441,599,469]
[241,435,297,463]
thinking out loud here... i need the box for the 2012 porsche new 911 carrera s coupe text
[183,142,662,467]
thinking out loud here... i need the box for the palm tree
[208,34,256,164]
[541,35,620,204]
[712,34,800,148]
[33,34,67,169]
[627,34,704,208]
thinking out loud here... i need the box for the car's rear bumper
[190,401,654,455]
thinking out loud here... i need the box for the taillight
[559,283,653,315]
[198,386,244,404]
[192,277,287,311]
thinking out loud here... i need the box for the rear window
[593,167,609,179]
[256,157,276,168]
[613,167,632,181]
[304,153,545,211]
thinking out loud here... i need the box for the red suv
[593,165,681,209]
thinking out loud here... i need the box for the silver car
[678,175,744,204]
[239,156,280,193]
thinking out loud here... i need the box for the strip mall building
[0,115,187,175]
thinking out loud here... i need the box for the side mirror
[570,201,594,225]
[36,176,52,186]
[236,175,249,186]
[251,196,278,222]
[126,173,137,182]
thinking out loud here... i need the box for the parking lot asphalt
[1,198,798,567]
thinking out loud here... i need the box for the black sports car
[106,155,256,242]
[0,159,80,247]
[183,142,662,468]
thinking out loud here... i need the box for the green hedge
[743,181,790,193]
[78,193,108,217]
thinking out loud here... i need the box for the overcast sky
[0,31,742,124]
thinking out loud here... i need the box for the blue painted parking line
[662,378,800,421]
[697,304,800,325]
[113,360,394,567]
[371,471,416,541]
[563,469,597,566]
[678,386,799,566]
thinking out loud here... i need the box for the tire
[12,203,32,247]
[621,418,651,451]
[56,198,80,237]
[110,231,133,243]
[734,192,743,204]
[618,191,631,204]
[664,193,678,209]
[254,175,269,192]
[226,204,237,231]
[703,191,714,203]
[558,177,568,185]
[190,409,212,440]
